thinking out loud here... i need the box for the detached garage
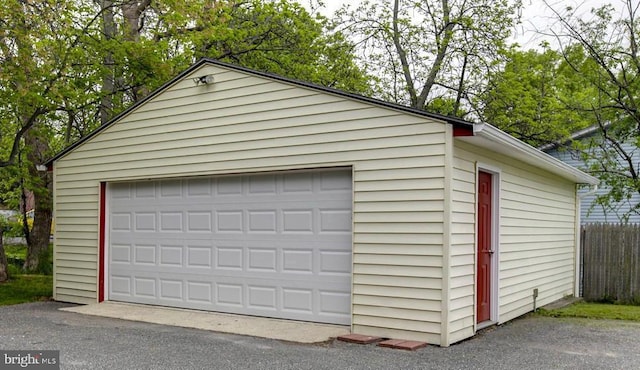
[47,58,597,346]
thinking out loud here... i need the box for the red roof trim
[453,126,474,137]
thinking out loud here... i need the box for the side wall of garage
[53,64,449,343]
[452,140,577,330]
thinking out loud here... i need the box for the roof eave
[464,123,599,185]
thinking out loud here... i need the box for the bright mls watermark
[0,351,59,370]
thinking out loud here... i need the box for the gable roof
[45,58,473,166]
[44,58,598,186]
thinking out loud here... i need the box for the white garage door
[107,169,353,325]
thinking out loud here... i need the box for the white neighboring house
[0,210,17,219]
[45,59,597,346]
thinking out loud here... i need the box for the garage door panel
[247,210,277,233]
[159,245,183,266]
[133,244,157,265]
[108,273,352,319]
[159,211,183,232]
[282,288,313,312]
[110,213,132,231]
[159,279,183,301]
[111,207,352,235]
[109,242,352,276]
[186,280,213,303]
[319,290,351,315]
[320,209,352,233]
[186,211,213,232]
[134,213,157,231]
[110,244,132,264]
[282,249,313,273]
[110,275,131,296]
[108,169,352,325]
[320,250,352,275]
[216,211,243,233]
[217,283,243,306]
[216,246,243,270]
[134,276,157,298]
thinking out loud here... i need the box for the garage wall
[448,153,476,344]
[453,141,577,325]
[53,63,448,343]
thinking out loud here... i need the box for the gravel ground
[1,302,639,370]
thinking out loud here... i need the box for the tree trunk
[122,0,151,100]
[0,227,8,282]
[20,175,32,247]
[23,186,52,272]
[417,0,454,109]
[392,0,417,107]
[453,53,468,116]
[100,0,116,125]
[23,130,53,272]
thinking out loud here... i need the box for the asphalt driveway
[1,302,639,370]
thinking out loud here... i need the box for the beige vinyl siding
[454,140,577,325]
[53,64,448,343]
[448,153,477,344]
[500,168,576,321]
[351,162,445,343]
[52,174,98,303]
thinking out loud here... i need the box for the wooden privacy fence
[581,223,640,304]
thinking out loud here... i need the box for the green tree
[1,0,370,270]
[0,215,7,282]
[479,46,594,147]
[545,0,640,219]
[92,0,372,125]
[0,0,95,270]
[335,0,521,116]
[157,0,372,93]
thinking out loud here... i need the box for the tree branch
[392,0,417,107]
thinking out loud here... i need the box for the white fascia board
[458,123,599,185]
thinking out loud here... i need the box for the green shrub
[7,263,21,277]
[3,219,25,238]
[4,244,26,260]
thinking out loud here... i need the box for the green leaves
[480,46,593,147]
[186,0,371,95]
[0,0,372,214]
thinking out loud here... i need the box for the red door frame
[477,171,493,323]
[98,182,106,302]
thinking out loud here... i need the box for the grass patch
[0,243,54,305]
[3,244,53,274]
[539,301,640,321]
[0,274,53,306]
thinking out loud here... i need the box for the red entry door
[477,171,492,323]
